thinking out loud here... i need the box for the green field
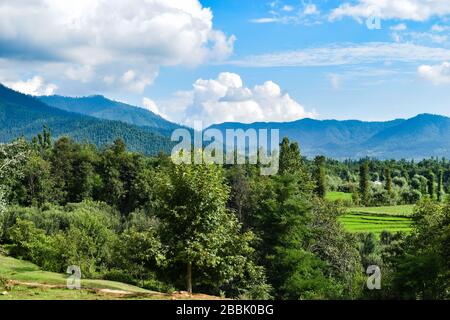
[340,205,414,235]
[325,192,353,202]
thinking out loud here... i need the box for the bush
[401,189,422,204]
[0,275,9,291]
[3,201,120,277]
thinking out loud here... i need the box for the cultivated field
[339,205,414,235]
[325,192,353,202]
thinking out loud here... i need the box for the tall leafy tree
[427,170,435,199]
[157,160,263,294]
[384,167,393,194]
[279,137,301,175]
[437,170,444,202]
[313,156,327,199]
[359,161,370,206]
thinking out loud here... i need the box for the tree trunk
[186,262,192,294]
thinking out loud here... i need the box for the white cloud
[231,43,450,67]
[5,76,58,96]
[330,0,450,22]
[250,2,322,25]
[390,23,407,31]
[0,0,234,94]
[418,62,450,84]
[304,4,319,15]
[142,97,167,118]
[431,24,450,32]
[156,72,316,127]
[249,17,280,24]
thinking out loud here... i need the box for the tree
[427,170,435,199]
[279,138,301,175]
[389,198,450,299]
[227,166,251,227]
[359,161,370,206]
[313,156,327,199]
[384,168,392,194]
[0,140,29,213]
[437,170,444,202]
[22,152,53,207]
[158,160,264,294]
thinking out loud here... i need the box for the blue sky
[1,0,450,125]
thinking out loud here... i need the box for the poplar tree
[314,156,327,199]
[359,161,370,206]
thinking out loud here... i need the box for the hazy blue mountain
[208,115,450,159]
[39,95,179,135]
[0,84,174,155]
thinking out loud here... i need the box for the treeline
[320,157,450,206]
[0,132,448,299]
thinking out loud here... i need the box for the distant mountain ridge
[208,114,450,159]
[39,95,180,135]
[2,83,450,159]
[0,84,175,155]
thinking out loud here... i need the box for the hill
[39,95,179,135]
[0,84,174,155]
[208,115,450,159]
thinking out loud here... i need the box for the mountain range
[209,115,450,159]
[39,95,179,136]
[0,84,176,155]
[1,83,450,159]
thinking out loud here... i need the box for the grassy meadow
[0,255,223,300]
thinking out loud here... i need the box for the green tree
[279,138,301,175]
[437,170,444,202]
[427,170,435,199]
[313,156,327,199]
[158,160,264,294]
[359,161,370,206]
[384,167,393,194]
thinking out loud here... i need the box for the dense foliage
[0,131,448,300]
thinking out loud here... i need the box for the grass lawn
[325,192,353,202]
[0,255,172,300]
[0,255,224,300]
[340,205,415,235]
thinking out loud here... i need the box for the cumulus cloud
[0,0,235,94]
[330,0,450,22]
[156,72,316,127]
[5,76,58,96]
[418,62,450,84]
